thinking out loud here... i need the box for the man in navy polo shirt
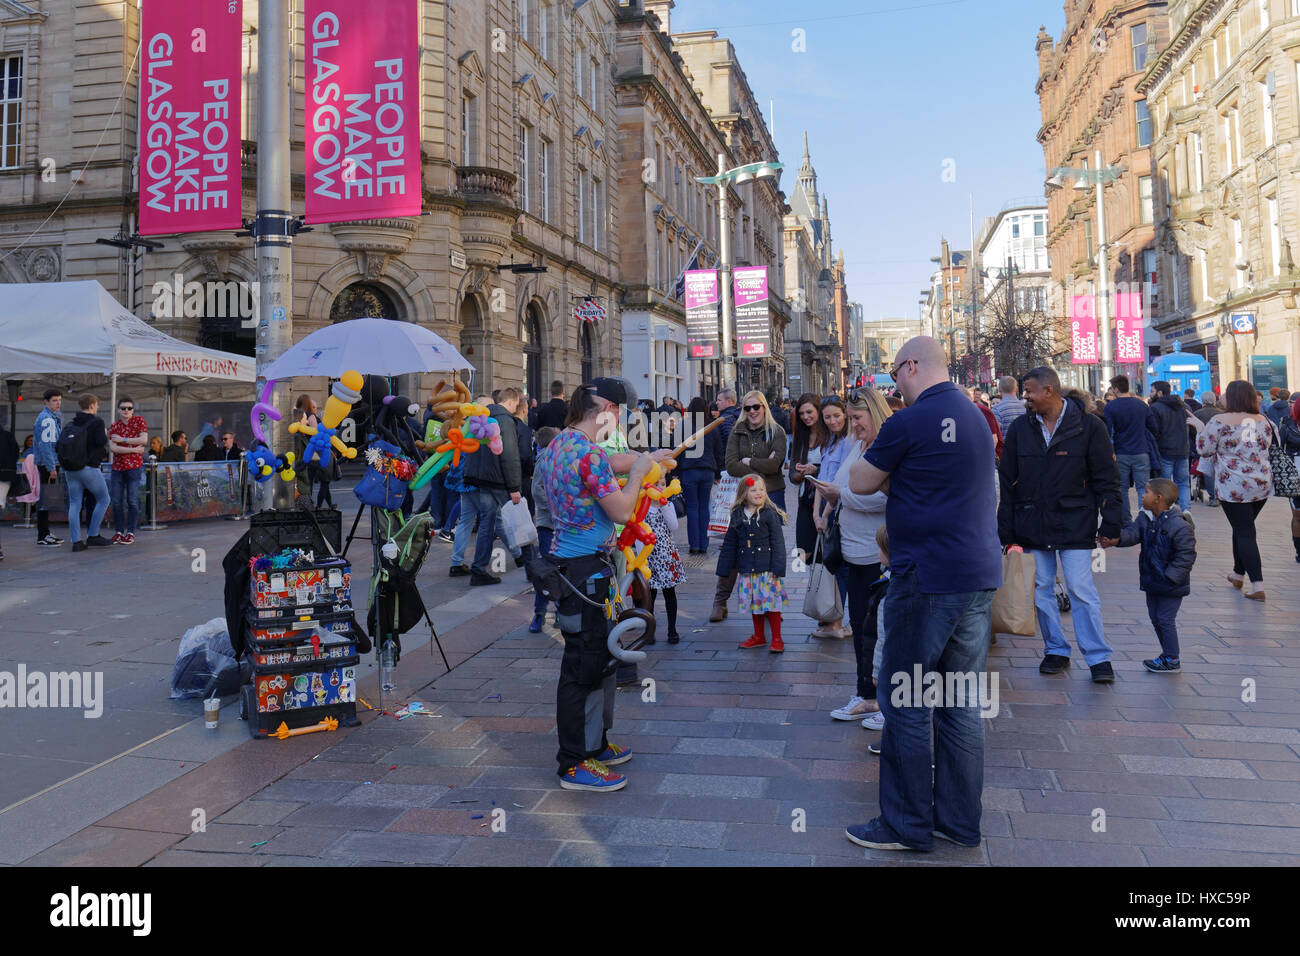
[845,336,1002,852]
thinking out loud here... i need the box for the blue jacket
[1104,396,1158,457]
[1116,506,1197,597]
[33,407,62,471]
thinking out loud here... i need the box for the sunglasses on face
[743,404,763,412]
[119,405,133,411]
[889,358,916,379]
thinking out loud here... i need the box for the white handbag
[801,535,843,623]
[500,499,538,549]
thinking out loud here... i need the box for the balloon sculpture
[407,376,504,491]
[289,370,363,469]
[245,443,297,483]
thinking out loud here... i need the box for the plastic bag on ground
[170,618,243,699]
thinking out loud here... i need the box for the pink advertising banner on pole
[305,0,421,225]
[138,0,243,236]
[733,266,771,357]
[1070,295,1098,365]
[1114,291,1145,364]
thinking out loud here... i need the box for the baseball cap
[588,377,630,407]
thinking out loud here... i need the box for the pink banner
[1114,292,1145,364]
[305,0,421,224]
[1070,295,1098,365]
[138,0,243,236]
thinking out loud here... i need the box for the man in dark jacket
[160,430,188,461]
[715,388,741,450]
[1104,374,1158,528]
[1149,380,1191,512]
[535,380,568,430]
[999,366,1121,683]
[63,394,113,551]
[450,393,524,586]
[1264,387,1291,429]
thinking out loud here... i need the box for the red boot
[767,612,784,653]
[739,614,767,649]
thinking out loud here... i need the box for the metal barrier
[1,458,246,529]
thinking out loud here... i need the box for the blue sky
[670,0,1058,321]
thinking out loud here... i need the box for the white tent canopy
[0,280,255,383]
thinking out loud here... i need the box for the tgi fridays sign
[574,299,606,323]
[305,0,421,224]
[138,0,243,235]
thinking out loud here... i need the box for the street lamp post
[698,157,783,391]
[1048,152,1124,393]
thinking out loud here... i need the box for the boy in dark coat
[1099,477,1197,673]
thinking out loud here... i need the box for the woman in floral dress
[1189,380,1273,600]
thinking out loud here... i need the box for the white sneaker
[861,712,886,731]
[830,695,865,721]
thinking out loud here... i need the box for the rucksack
[56,419,91,470]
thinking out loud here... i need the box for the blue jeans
[441,498,460,535]
[109,467,142,535]
[417,470,447,528]
[1156,455,1191,511]
[1032,549,1111,666]
[1114,453,1150,528]
[681,471,713,551]
[1145,593,1182,659]
[66,466,109,541]
[877,568,995,849]
[450,488,521,574]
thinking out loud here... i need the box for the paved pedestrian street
[4,497,1298,867]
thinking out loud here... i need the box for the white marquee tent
[0,280,255,435]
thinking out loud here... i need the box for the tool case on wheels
[239,507,361,738]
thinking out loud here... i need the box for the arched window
[523,303,543,400]
[580,321,594,383]
[459,296,485,390]
[329,282,400,322]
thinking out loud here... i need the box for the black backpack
[56,419,91,470]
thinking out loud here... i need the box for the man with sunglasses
[846,337,1001,852]
[107,397,149,544]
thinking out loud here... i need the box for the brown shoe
[1245,581,1266,601]
[709,604,727,622]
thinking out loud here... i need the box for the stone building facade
[1139,0,1300,390]
[783,135,839,395]
[0,0,627,410]
[1036,0,1169,391]
[613,0,731,404]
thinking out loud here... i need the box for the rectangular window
[1262,80,1275,147]
[461,93,476,166]
[1170,251,1181,310]
[1139,175,1153,224]
[1131,23,1149,71]
[1212,34,1220,78]
[521,0,531,46]
[1232,106,1242,167]
[539,2,550,60]
[1,55,23,169]
[1034,215,1046,236]
[1135,99,1151,147]
[540,137,552,223]
[1161,166,1172,218]
[1269,196,1282,275]
[518,123,530,214]
[590,175,600,251]
[1011,221,1020,239]
[575,42,584,100]
[589,56,599,111]
[577,167,588,245]
[1232,217,1245,288]
[1192,131,1204,190]
[1261,0,1271,30]
[1084,219,1094,260]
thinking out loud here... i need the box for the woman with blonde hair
[807,388,893,721]
[723,389,788,510]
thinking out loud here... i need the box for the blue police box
[1149,340,1213,396]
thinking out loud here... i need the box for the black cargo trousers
[552,551,618,775]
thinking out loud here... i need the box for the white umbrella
[261,319,472,380]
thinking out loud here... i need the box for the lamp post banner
[685,269,720,359]
[1114,291,1144,363]
[305,0,421,224]
[138,0,243,236]
[733,266,770,358]
[1070,295,1098,365]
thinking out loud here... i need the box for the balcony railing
[455,166,517,206]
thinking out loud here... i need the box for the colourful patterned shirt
[541,429,620,558]
[109,415,149,471]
